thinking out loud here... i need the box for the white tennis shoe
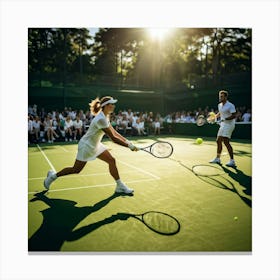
[44,170,57,190]
[209,158,221,164]
[115,182,134,194]
[226,159,237,168]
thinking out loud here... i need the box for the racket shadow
[169,159,251,208]
[116,211,181,236]
[195,171,252,208]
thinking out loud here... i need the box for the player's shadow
[28,190,132,251]
[193,164,252,208]
[220,165,252,196]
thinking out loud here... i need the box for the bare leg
[223,137,234,159]
[98,150,120,180]
[56,160,87,177]
[47,129,51,141]
[216,136,223,158]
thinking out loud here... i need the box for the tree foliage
[28,28,251,89]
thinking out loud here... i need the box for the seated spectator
[146,112,154,134]
[73,116,83,141]
[28,116,34,144]
[64,115,73,142]
[44,115,59,143]
[32,116,41,143]
[154,117,161,135]
[132,118,146,136]
[119,114,130,135]
[242,109,251,122]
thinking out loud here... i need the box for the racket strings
[207,113,216,124]
[196,115,206,126]
[142,212,180,235]
[151,142,173,158]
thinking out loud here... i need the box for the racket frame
[140,141,173,158]
[134,211,180,235]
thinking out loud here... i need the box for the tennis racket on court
[117,211,180,235]
[140,141,173,158]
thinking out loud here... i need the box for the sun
[147,28,172,40]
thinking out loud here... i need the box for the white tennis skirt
[76,141,107,161]
[217,123,235,139]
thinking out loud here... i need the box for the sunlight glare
[148,28,172,40]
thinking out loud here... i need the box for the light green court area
[28,136,252,252]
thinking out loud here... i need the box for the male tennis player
[43,96,139,194]
[209,90,237,167]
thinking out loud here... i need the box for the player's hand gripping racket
[140,141,173,158]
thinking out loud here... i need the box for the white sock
[116,179,122,185]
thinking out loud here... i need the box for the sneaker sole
[115,189,134,194]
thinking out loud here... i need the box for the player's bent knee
[110,157,116,165]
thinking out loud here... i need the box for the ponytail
[89,96,114,115]
[89,98,101,115]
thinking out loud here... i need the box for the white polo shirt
[218,101,236,124]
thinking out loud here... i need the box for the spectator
[44,115,59,143]
[28,116,34,144]
[154,117,161,135]
[133,118,146,136]
[242,109,251,122]
[119,114,130,135]
[64,115,73,142]
[73,116,83,141]
[32,116,41,143]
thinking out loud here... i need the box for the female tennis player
[44,96,139,194]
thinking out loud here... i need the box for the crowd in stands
[164,106,252,124]
[28,104,251,144]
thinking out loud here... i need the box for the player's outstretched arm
[102,126,139,151]
[109,124,127,142]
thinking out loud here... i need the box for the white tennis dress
[76,111,110,161]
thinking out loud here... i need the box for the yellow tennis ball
[234,216,238,221]
[196,138,203,144]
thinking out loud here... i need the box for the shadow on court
[28,190,132,251]
[170,158,252,208]
[220,165,252,196]
[29,191,180,251]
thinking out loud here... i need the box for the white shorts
[76,140,107,161]
[217,122,235,139]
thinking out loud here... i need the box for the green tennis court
[28,135,252,252]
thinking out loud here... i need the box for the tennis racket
[196,112,217,126]
[117,211,180,235]
[140,141,173,158]
[196,115,206,126]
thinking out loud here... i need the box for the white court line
[36,144,56,172]
[118,159,160,180]
[59,146,68,152]
[28,178,159,195]
[28,170,136,181]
